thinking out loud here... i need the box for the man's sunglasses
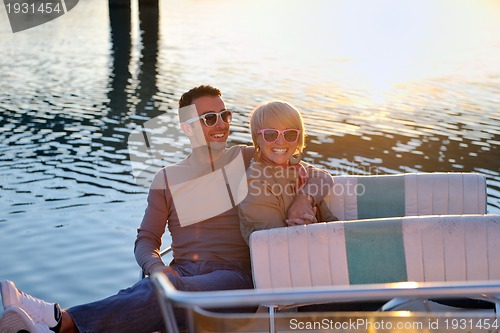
[184,109,233,127]
[258,129,301,143]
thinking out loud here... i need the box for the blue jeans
[67,260,253,333]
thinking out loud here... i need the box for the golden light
[160,0,500,107]
[321,0,500,103]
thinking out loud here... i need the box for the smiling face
[250,101,305,166]
[258,122,299,165]
[184,95,230,151]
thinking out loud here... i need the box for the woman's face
[257,119,299,165]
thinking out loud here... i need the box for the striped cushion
[249,215,500,290]
[325,173,487,221]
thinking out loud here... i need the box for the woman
[239,101,336,243]
[238,102,390,313]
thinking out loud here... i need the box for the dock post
[109,0,131,7]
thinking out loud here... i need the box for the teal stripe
[357,176,405,219]
[345,219,407,284]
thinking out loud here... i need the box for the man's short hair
[178,85,222,123]
[178,85,221,108]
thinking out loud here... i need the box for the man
[0,85,333,332]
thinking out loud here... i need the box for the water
[0,0,499,311]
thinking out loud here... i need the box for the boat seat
[327,173,487,220]
[250,214,500,291]
[152,214,500,333]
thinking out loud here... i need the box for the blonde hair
[249,101,306,153]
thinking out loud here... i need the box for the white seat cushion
[325,173,487,220]
[250,215,500,290]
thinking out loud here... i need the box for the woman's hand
[286,194,317,225]
[286,214,317,226]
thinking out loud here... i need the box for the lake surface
[0,0,499,311]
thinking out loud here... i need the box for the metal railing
[152,274,500,333]
[140,246,172,280]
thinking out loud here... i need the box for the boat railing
[152,274,500,333]
[140,247,172,280]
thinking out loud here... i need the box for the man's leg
[2,262,253,333]
[167,260,256,314]
[168,260,253,292]
[67,278,164,333]
[67,262,253,333]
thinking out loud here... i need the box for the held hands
[286,193,317,226]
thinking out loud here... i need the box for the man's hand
[286,194,317,225]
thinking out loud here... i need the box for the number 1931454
[6,2,62,14]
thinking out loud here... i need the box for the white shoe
[0,306,52,333]
[1,281,61,331]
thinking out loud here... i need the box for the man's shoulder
[226,145,254,167]
[149,157,190,186]
[226,144,252,155]
[157,156,189,171]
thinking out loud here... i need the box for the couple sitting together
[0,85,337,333]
